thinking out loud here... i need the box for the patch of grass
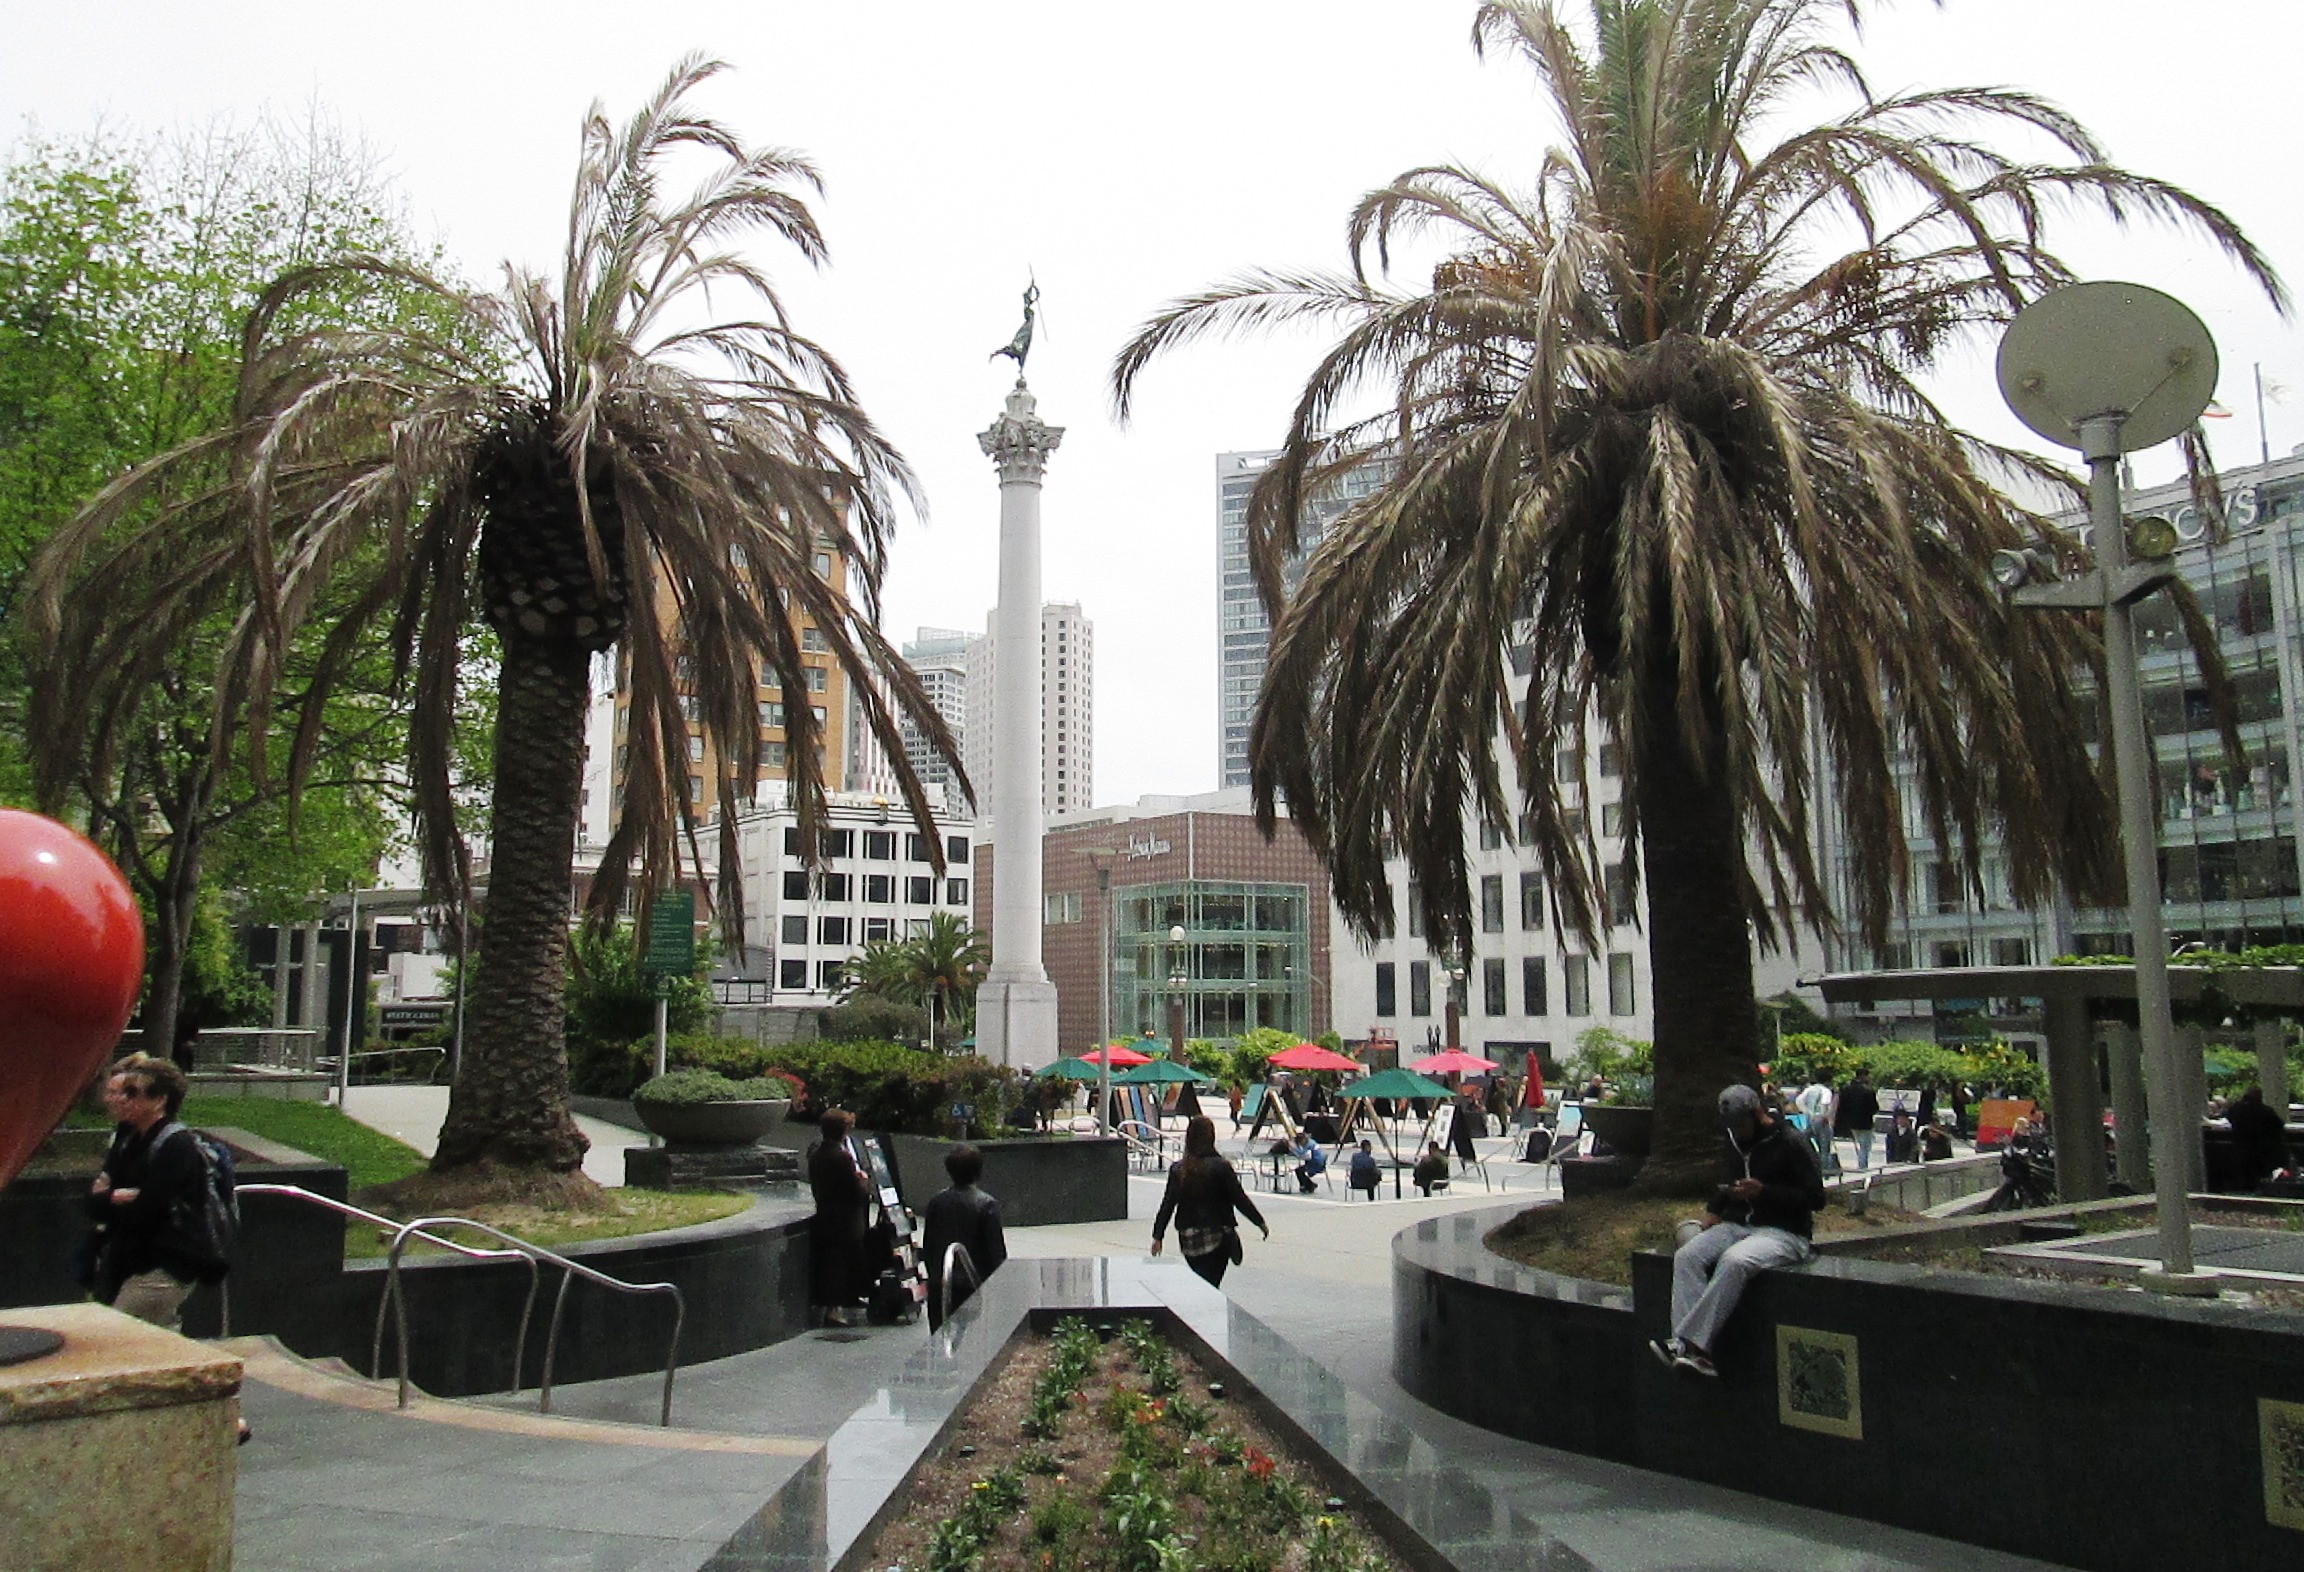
[1486,1193,1934,1286]
[180,1097,429,1190]
[342,1188,752,1259]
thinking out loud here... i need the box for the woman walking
[1151,1116,1268,1288]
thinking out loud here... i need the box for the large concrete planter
[632,1098,790,1147]
[1577,1102,1653,1158]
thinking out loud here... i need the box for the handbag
[1224,1226,1244,1266]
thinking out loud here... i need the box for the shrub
[818,997,931,1045]
[632,1069,791,1107]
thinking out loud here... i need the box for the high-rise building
[963,602,1094,822]
[898,627,973,812]
[1216,449,1384,788]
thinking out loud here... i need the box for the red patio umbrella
[1411,1049,1501,1076]
[1268,1043,1363,1073]
[1083,1044,1153,1067]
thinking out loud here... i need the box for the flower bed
[862,1317,1410,1572]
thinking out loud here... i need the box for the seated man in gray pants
[1650,1084,1826,1378]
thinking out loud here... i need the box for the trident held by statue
[991,279,1039,382]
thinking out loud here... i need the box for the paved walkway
[340,1085,636,1188]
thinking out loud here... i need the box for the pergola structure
[1815,965,2302,1198]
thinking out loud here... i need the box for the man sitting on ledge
[1649,1083,1825,1379]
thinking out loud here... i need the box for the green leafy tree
[1112,0,2280,1190]
[838,911,990,1042]
[22,61,957,1188]
[3,122,453,1046]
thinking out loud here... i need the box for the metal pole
[2084,416,2202,1286]
[1097,866,1112,1135]
[451,900,469,1085]
[337,889,359,1105]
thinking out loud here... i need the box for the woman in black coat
[1151,1116,1268,1288]
[807,1110,872,1326]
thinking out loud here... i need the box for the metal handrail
[936,1242,980,1330]
[230,1184,539,1389]
[383,1216,687,1426]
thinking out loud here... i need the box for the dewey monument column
[974,285,1061,1067]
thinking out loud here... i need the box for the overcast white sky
[7,2,2302,806]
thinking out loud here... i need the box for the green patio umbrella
[1034,1057,1106,1081]
[1337,1068,1451,1101]
[1113,1058,1215,1086]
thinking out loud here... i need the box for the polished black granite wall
[884,1132,1127,1227]
[1394,1203,2304,1572]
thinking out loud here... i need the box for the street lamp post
[1445,961,1466,1051]
[1995,281,2219,1291]
[1166,923,1188,1078]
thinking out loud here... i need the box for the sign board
[643,890,697,976]
[379,1003,448,1030]
[1881,1088,1923,1115]
[1974,1098,2038,1152]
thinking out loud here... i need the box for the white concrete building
[898,626,974,815]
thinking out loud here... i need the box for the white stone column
[973,385,1063,1067]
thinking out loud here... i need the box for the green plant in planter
[632,1069,787,1106]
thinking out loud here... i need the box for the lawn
[341,1188,753,1259]
[178,1096,430,1190]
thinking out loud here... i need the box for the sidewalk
[338,1085,638,1188]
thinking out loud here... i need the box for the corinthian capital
[978,385,1064,486]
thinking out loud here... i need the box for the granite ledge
[0,1303,241,1424]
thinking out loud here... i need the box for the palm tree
[22,58,960,1191]
[1112,0,2282,1190]
[840,911,990,1043]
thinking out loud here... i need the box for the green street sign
[643,889,697,976]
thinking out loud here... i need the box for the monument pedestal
[0,1302,241,1571]
[974,977,1059,1069]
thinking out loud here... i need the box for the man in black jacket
[921,1145,1007,1331]
[86,1054,205,1331]
[1649,1083,1826,1378]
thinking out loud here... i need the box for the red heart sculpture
[0,809,144,1193]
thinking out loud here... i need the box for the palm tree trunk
[1629,658,1759,1196]
[432,630,591,1173]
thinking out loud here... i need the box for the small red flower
[1246,1448,1276,1481]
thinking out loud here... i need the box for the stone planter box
[883,1132,1126,1227]
[631,1098,790,1148]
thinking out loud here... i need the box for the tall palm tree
[1113,0,2282,1189]
[840,911,990,1040]
[22,58,960,1188]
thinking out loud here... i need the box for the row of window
[778,870,969,906]
[1405,866,1639,936]
[781,828,970,864]
[780,913,938,948]
[1371,953,1638,1019]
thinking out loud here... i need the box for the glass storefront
[1112,881,1312,1041]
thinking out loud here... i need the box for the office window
[907,833,932,862]
[1597,742,1622,777]
[1601,801,1624,837]
[1483,957,1507,1016]
[947,834,971,863]
[760,701,785,728]
[864,917,893,942]
[1990,936,2032,967]
[1556,747,1584,778]
[1406,881,1423,938]
[865,874,895,904]
[1604,860,1638,922]
[1044,891,1082,924]
[1608,952,1637,1015]
[820,829,853,858]
[781,871,809,901]
[801,627,828,652]
[1374,962,1396,1017]
[864,830,896,860]
[1481,875,1504,933]
[783,828,803,856]
[1563,955,1590,1016]
[907,875,935,904]
[818,916,849,946]
[1478,821,1503,851]
[687,735,703,761]
[817,872,850,901]
[805,666,828,692]
[779,915,807,947]
[1409,960,1432,1016]
[687,774,703,800]
[817,960,844,991]
[778,959,807,990]
[1522,956,1548,1016]
[763,742,786,767]
[947,878,970,906]
[811,705,827,725]
[1520,872,1545,930]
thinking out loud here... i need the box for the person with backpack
[84,1053,232,1330]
